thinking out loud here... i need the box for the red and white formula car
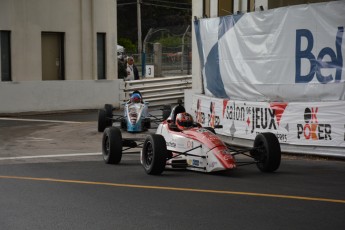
[102,104,281,175]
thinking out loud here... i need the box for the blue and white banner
[194,1,345,101]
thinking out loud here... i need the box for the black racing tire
[120,118,127,129]
[143,118,151,130]
[104,104,113,117]
[162,105,171,120]
[204,127,216,134]
[253,132,281,172]
[104,104,113,127]
[142,134,167,175]
[98,109,107,132]
[102,127,123,164]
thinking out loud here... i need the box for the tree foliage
[118,38,136,53]
[117,0,191,51]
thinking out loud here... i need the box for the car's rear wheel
[98,109,107,132]
[102,127,122,164]
[162,105,171,120]
[252,132,281,172]
[120,117,127,129]
[104,104,113,117]
[104,104,113,127]
[142,134,167,175]
[143,118,151,130]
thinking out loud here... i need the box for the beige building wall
[0,0,117,81]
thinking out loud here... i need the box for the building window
[247,0,255,12]
[97,33,106,80]
[41,32,65,80]
[268,0,331,10]
[203,0,210,18]
[218,0,233,16]
[0,31,12,81]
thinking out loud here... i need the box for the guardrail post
[153,42,162,78]
[141,52,146,78]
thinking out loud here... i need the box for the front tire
[252,132,281,172]
[143,118,151,130]
[102,127,123,164]
[142,134,167,175]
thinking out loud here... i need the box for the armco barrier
[0,80,120,114]
[120,75,192,107]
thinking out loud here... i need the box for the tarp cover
[194,1,345,102]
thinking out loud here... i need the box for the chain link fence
[124,26,192,78]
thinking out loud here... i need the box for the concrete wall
[0,80,121,113]
[0,0,118,114]
[0,0,117,81]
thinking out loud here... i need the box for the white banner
[194,1,345,101]
[193,94,345,148]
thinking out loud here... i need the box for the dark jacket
[133,64,139,80]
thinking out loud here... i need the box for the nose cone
[213,147,236,169]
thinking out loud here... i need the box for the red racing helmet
[175,112,194,131]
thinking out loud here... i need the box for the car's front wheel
[142,134,167,175]
[252,132,281,172]
[102,127,122,164]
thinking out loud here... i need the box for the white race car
[102,104,281,176]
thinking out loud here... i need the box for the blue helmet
[130,93,141,103]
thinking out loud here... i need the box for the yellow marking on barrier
[0,175,344,204]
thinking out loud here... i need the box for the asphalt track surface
[0,110,344,230]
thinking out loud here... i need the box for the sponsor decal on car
[192,159,200,166]
[209,161,218,168]
[166,141,176,148]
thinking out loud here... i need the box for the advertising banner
[193,94,345,148]
[194,1,345,101]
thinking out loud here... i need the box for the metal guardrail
[120,75,192,107]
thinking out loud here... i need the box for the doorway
[97,33,106,80]
[41,32,65,80]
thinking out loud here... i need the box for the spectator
[125,56,139,81]
[118,56,127,79]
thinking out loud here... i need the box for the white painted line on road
[16,137,54,142]
[0,152,102,160]
[0,117,83,124]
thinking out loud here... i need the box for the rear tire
[142,134,167,175]
[143,118,151,130]
[252,132,281,172]
[98,109,107,132]
[102,127,122,164]
[104,104,113,127]
[104,104,113,117]
[120,118,127,129]
[162,105,171,120]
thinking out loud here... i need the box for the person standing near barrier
[125,56,139,81]
[118,56,127,79]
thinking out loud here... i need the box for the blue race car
[98,91,171,133]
